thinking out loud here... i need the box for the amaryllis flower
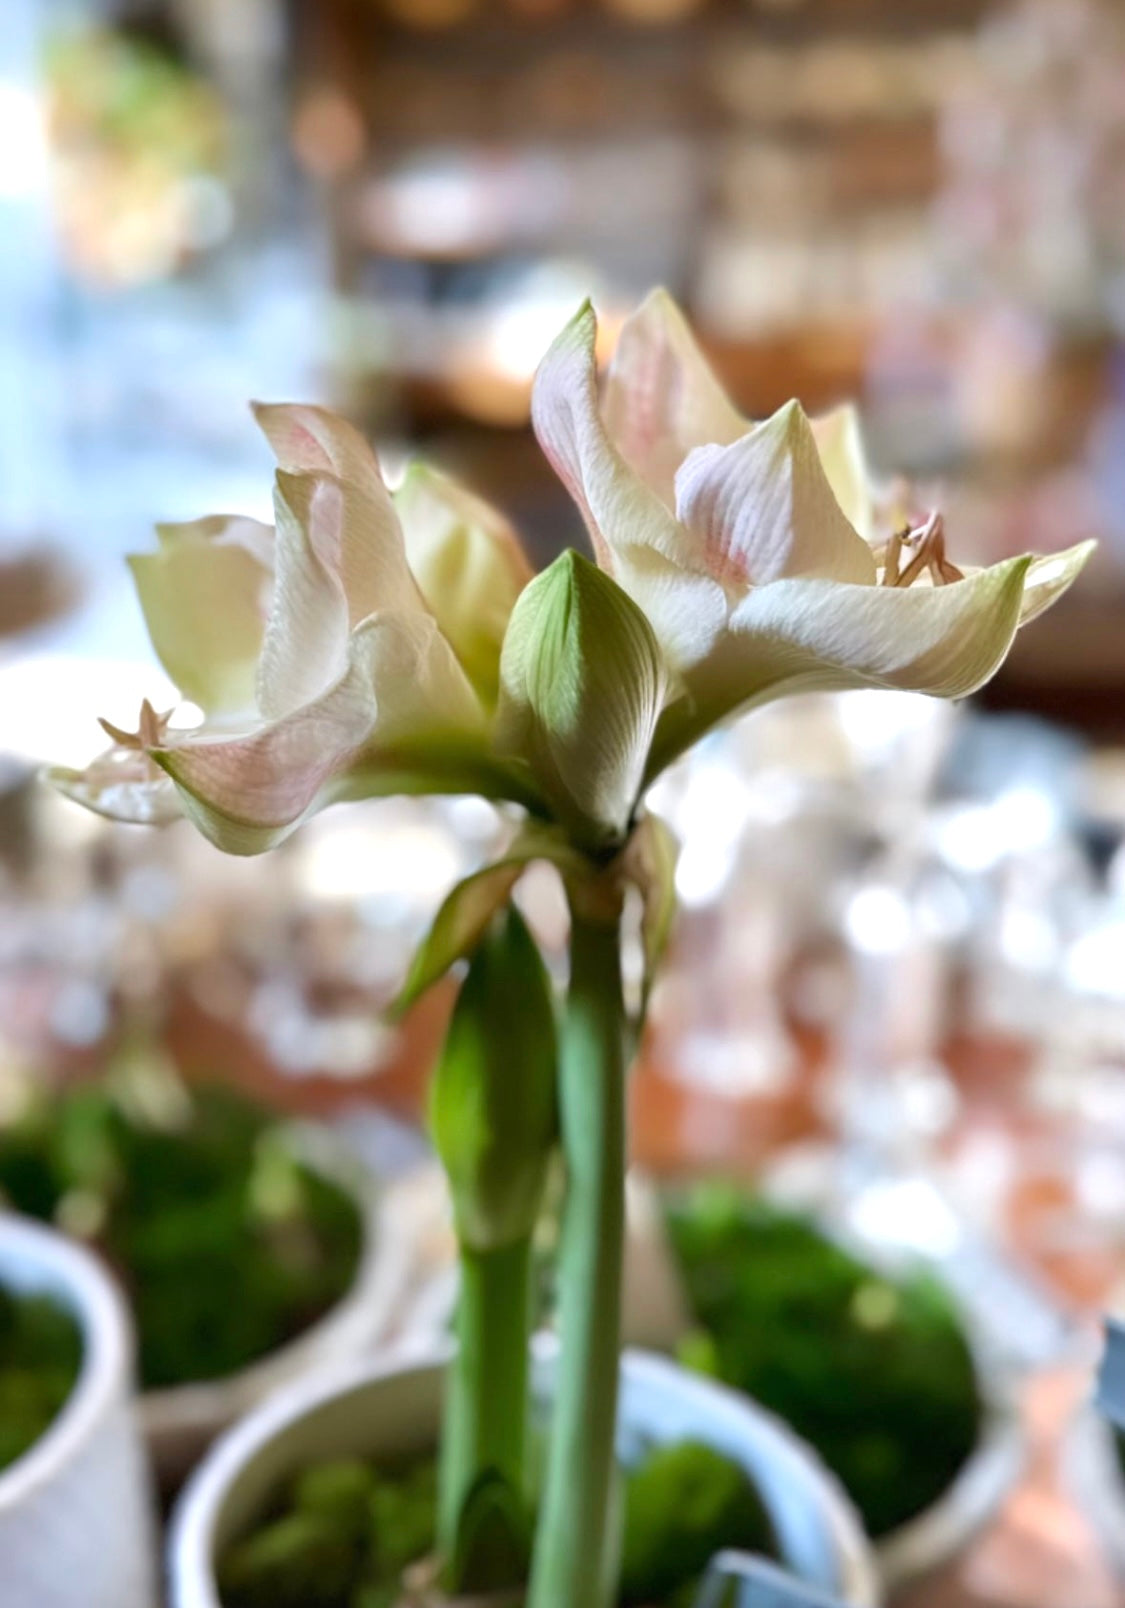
[53,406,540,852]
[529,290,1094,782]
[54,293,1090,877]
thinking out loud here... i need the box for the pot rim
[170,1338,882,1608]
[0,1212,133,1511]
[1062,1400,1125,1579]
[874,1380,1022,1588]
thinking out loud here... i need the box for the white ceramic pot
[0,1212,158,1608]
[873,1371,1021,1592]
[143,1122,420,1490]
[624,1174,1024,1595]
[170,1339,881,1607]
[1063,1403,1125,1579]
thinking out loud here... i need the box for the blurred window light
[1066,920,1125,1001]
[845,1176,962,1260]
[0,655,176,766]
[936,786,1059,874]
[295,814,464,907]
[485,276,594,382]
[0,82,46,200]
[844,884,912,957]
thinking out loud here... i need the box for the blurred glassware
[646,691,957,1104]
[0,772,504,1114]
[174,796,495,1088]
[937,0,1125,335]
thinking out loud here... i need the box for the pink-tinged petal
[810,404,874,542]
[129,515,273,718]
[531,301,692,575]
[674,400,877,591]
[253,403,421,619]
[156,614,485,855]
[602,288,745,506]
[252,402,382,492]
[49,745,182,826]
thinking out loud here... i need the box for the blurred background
[6,2,1125,1604]
[5,0,1125,721]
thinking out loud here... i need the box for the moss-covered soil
[0,1086,362,1391]
[664,1186,983,1539]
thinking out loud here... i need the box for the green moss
[0,1286,83,1474]
[217,1440,773,1608]
[0,1086,363,1391]
[619,1441,773,1605]
[217,1511,362,1608]
[664,1185,983,1539]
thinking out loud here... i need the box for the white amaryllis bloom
[530,290,1094,779]
[53,292,1090,871]
[53,405,542,853]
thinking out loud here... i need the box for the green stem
[440,1235,534,1567]
[527,905,627,1608]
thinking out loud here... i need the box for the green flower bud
[429,907,557,1253]
[496,549,666,852]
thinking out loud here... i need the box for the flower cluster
[54,291,1091,862]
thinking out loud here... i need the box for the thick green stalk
[439,1235,534,1565]
[527,905,627,1608]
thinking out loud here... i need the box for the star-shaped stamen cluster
[879,511,965,589]
[98,700,175,779]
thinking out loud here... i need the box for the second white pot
[170,1340,881,1607]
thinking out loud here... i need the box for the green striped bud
[429,906,557,1253]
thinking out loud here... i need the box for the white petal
[1018,540,1095,625]
[396,463,532,703]
[49,746,182,826]
[252,402,384,496]
[129,515,272,718]
[674,400,877,591]
[720,558,1031,713]
[253,402,421,617]
[648,559,1038,776]
[256,472,351,720]
[154,513,274,569]
[610,544,730,674]
[811,404,874,542]
[602,288,745,506]
[531,301,692,574]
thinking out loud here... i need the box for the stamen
[880,510,964,589]
[98,701,175,780]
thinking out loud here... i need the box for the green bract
[430,907,558,1254]
[497,550,666,851]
